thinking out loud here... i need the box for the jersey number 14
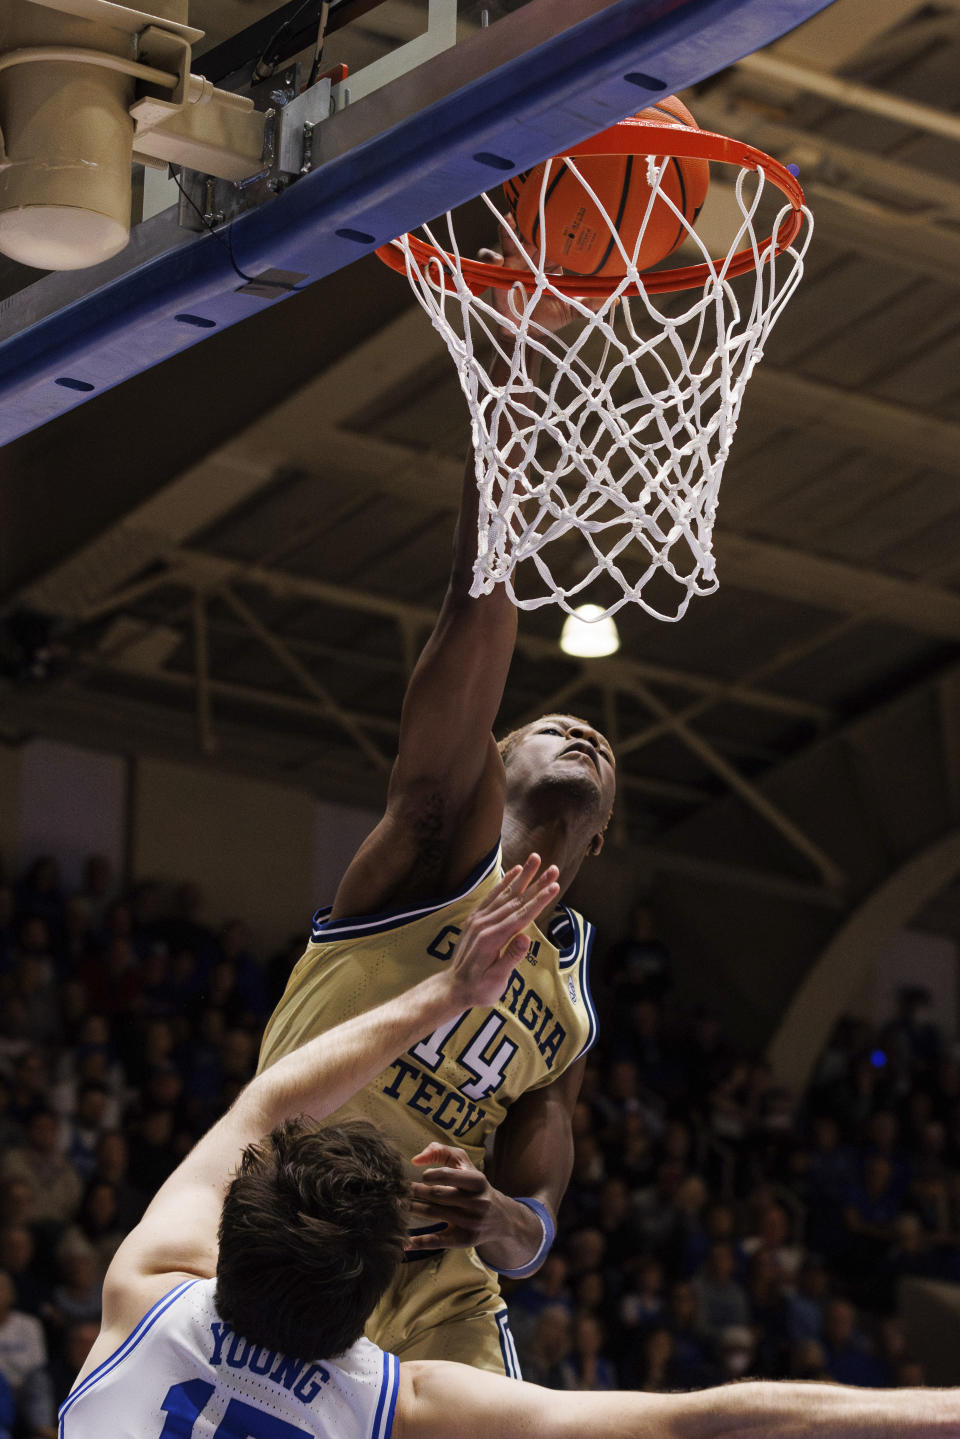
[412,1012,518,1101]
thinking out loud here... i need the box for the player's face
[507,714,616,820]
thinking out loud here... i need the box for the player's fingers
[414,1166,486,1193]
[497,221,531,269]
[510,876,560,928]
[468,890,557,973]
[468,865,524,926]
[408,1188,468,1209]
[408,1198,449,1218]
[455,863,549,961]
[479,887,548,936]
[574,294,612,318]
[407,1204,457,1227]
[409,1196,488,1224]
[408,1196,444,1213]
[404,1228,469,1252]
[510,852,544,893]
[486,857,538,906]
[409,1188,488,1215]
[481,870,559,936]
[514,866,559,915]
[410,1142,467,1169]
[409,1190,487,1218]
[501,934,529,965]
[480,861,554,923]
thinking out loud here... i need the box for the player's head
[498,714,616,853]
[216,1117,408,1360]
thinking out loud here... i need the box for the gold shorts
[365,1247,521,1377]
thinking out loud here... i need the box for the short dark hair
[216,1117,408,1360]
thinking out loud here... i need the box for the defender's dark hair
[216,1117,408,1360]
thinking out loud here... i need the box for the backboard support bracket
[0,0,838,446]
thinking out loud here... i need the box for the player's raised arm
[395,1360,960,1439]
[329,440,517,919]
[97,859,558,1339]
[332,246,581,918]
[387,233,579,822]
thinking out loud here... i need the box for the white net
[387,149,813,622]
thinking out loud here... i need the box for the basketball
[502,95,710,278]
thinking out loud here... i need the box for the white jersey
[59,1278,400,1439]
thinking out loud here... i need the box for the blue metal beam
[0,0,834,445]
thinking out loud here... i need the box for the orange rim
[375,117,806,297]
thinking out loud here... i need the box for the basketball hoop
[376,116,813,623]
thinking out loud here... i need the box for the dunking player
[65,865,958,1439]
[257,256,615,1375]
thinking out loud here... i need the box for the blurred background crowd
[1,852,958,1436]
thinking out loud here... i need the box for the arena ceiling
[2,0,960,935]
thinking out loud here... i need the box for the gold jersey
[257,846,597,1177]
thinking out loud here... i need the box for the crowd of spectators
[0,853,958,1433]
[503,904,959,1392]
[0,854,274,1437]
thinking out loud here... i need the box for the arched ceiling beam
[767,828,960,1093]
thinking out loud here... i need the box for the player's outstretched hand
[446,854,559,1010]
[480,218,607,336]
[480,222,579,336]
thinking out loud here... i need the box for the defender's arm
[395,1362,960,1439]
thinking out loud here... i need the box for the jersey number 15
[160,1379,311,1439]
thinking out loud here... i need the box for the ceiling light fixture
[559,604,620,658]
